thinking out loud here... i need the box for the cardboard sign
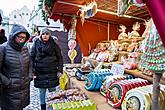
[110,64,124,75]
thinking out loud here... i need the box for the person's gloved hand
[57,72,63,78]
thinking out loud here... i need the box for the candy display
[75,68,92,81]
[127,42,139,52]
[122,85,165,110]
[48,99,97,110]
[119,42,129,51]
[47,88,97,110]
[100,75,134,97]
[89,48,101,59]
[121,56,138,70]
[140,19,165,74]
[106,78,150,108]
[85,69,113,91]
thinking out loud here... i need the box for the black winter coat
[0,24,31,110]
[30,37,63,88]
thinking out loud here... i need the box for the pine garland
[38,0,54,25]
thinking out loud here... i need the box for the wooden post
[152,73,162,110]
[108,22,110,41]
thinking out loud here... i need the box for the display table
[69,77,120,110]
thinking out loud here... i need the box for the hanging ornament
[117,0,145,16]
[68,49,77,64]
[68,39,77,50]
[68,29,76,40]
[118,0,130,16]
[132,0,145,7]
[79,0,97,25]
[68,16,77,40]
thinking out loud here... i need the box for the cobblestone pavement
[24,81,41,110]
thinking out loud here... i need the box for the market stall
[40,0,165,110]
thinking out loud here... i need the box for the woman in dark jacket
[30,28,63,110]
[0,24,31,110]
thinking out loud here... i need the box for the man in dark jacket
[0,29,7,44]
[0,24,32,110]
[30,28,63,110]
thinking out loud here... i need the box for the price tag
[110,64,124,75]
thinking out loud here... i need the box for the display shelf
[118,37,144,44]
[81,58,165,85]
[125,69,165,85]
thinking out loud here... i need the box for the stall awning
[43,0,150,55]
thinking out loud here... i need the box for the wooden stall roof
[49,0,150,25]
[45,0,150,55]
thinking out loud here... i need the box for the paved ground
[24,81,41,110]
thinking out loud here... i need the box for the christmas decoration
[68,16,77,64]
[140,19,165,110]
[68,16,77,40]
[38,0,54,25]
[118,0,145,16]
[118,24,128,40]
[79,0,97,25]
[129,22,141,38]
[140,19,165,73]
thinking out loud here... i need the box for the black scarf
[36,38,56,56]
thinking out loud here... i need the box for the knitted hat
[41,28,51,36]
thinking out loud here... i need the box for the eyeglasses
[17,35,26,40]
[42,33,49,35]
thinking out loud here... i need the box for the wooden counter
[69,77,120,110]
[125,69,165,85]
[81,57,165,85]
